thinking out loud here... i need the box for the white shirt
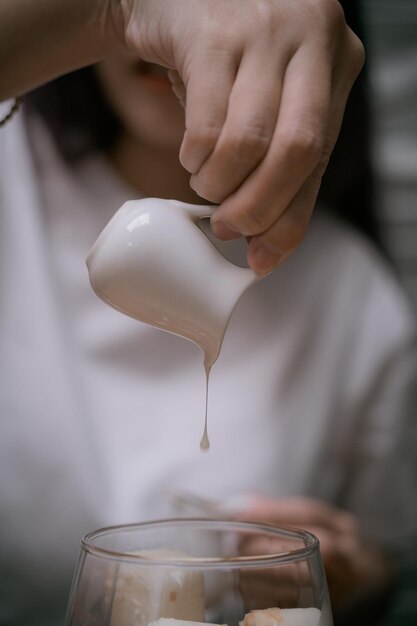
[1,109,416,625]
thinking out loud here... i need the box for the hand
[235,495,392,609]
[116,0,364,273]
[0,0,363,273]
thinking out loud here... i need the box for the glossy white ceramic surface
[86,198,259,367]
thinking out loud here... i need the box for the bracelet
[0,97,23,128]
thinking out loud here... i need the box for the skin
[236,495,393,610]
[0,0,364,273]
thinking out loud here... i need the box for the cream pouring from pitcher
[86,197,260,369]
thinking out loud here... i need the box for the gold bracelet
[0,97,23,128]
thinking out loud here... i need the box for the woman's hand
[117,0,364,273]
[235,495,392,609]
[1,0,364,273]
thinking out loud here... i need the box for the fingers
[235,494,390,610]
[188,40,286,203]
[219,28,361,274]
[206,27,363,275]
[179,45,239,175]
[237,496,362,608]
[208,45,333,271]
[238,495,358,536]
[237,526,356,609]
[247,173,319,272]
[235,495,380,608]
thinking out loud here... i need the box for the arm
[0,0,119,99]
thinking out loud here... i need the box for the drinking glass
[65,518,333,626]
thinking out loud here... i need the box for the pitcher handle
[177,200,261,285]
[170,199,215,221]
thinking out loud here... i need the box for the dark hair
[26,65,121,161]
[318,0,379,245]
[25,0,380,247]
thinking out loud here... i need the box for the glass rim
[81,518,320,568]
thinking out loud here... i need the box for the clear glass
[65,518,333,626]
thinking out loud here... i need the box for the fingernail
[211,219,241,240]
[250,243,282,274]
[180,136,204,174]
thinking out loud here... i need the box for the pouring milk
[86,198,259,449]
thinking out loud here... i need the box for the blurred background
[364,3,417,622]
[347,3,417,624]
[362,0,417,314]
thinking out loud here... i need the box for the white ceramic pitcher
[86,198,259,367]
